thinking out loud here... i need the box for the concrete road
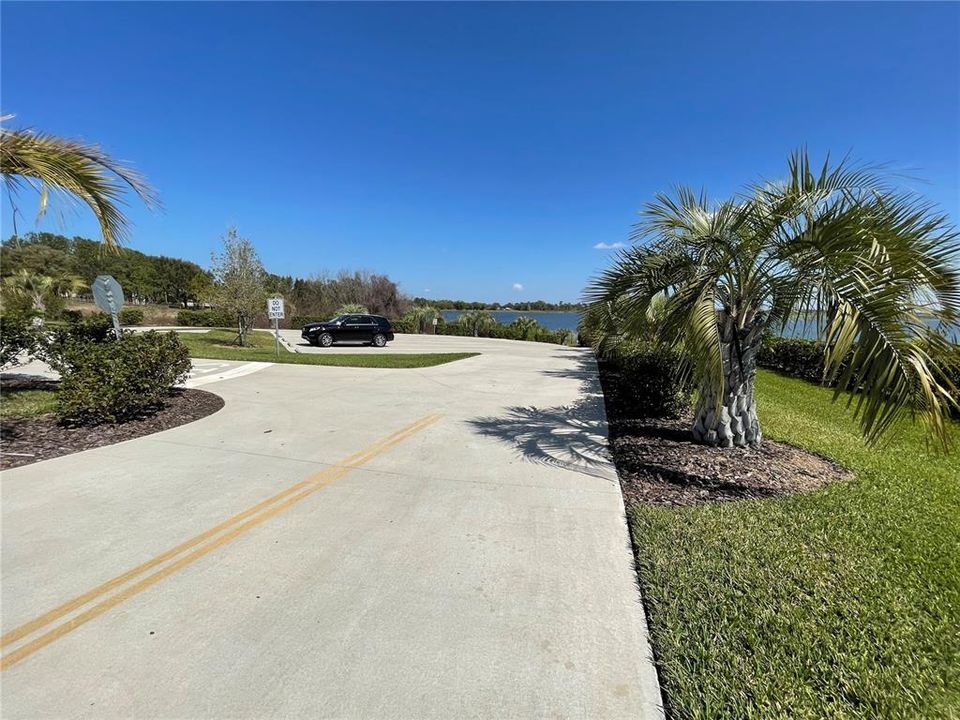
[1,337,663,719]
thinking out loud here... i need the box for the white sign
[267,297,285,319]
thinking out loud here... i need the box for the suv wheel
[318,333,334,347]
[372,333,387,348]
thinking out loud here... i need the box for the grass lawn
[177,329,478,368]
[0,387,58,418]
[630,369,959,719]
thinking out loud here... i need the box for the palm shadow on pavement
[467,354,617,482]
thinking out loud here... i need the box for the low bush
[598,341,692,418]
[39,314,116,371]
[60,309,84,324]
[758,336,827,382]
[391,313,417,334]
[176,308,234,327]
[0,313,39,368]
[119,308,145,325]
[55,331,191,424]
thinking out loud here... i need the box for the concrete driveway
[1,336,663,719]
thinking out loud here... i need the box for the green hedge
[758,336,827,382]
[55,331,191,424]
[597,341,693,418]
[176,308,234,327]
[119,308,145,326]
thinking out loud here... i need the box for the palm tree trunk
[691,314,764,448]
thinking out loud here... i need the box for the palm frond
[1,125,159,249]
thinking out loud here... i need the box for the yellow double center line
[1,414,442,670]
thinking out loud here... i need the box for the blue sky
[2,2,958,303]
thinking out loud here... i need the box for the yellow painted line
[1,414,437,650]
[1,414,441,671]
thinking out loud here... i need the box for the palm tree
[585,150,959,449]
[3,270,85,322]
[457,309,496,337]
[511,315,540,340]
[410,305,440,333]
[1,116,157,249]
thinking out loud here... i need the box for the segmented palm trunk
[691,313,764,448]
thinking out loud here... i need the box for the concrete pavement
[1,336,663,719]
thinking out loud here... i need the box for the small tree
[411,305,440,333]
[457,310,496,337]
[511,315,539,340]
[3,270,84,324]
[210,228,266,346]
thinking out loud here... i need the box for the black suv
[301,314,396,347]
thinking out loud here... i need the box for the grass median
[629,369,959,719]
[177,329,478,368]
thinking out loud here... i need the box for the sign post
[267,297,285,358]
[91,275,125,338]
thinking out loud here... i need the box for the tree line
[411,297,584,312]
[0,232,409,321]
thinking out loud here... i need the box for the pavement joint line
[0,414,442,671]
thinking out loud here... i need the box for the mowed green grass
[0,387,58,418]
[630,369,959,720]
[178,329,478,368]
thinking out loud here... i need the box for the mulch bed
[1,379,225,470]
[598,371,850,508]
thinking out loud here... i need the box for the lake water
[441,310,959,343]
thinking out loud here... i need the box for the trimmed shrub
[60,309,84,324]
[0,312,38,368]
[119,308,145,326]
[176,308,234,327]
[598,341,693,418]
[758,336,827,382]
[55,331,191,424]
[392,313,418,334]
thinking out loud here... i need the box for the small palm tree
[411,305,440,333]
[511,315,539,341]
[457,310,496,337]
[3,270,85,322]
[1,116,157,249]
[586,151,959,449]
[555,328,574,346]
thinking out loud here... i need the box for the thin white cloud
[593,242,625,250]
[512,283,524,291]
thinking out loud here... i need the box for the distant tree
[188,271,214,307]
[410,305,440,333]
[209,228,266,346]
[457,310,496,337]
[510,315,540,341]
[3,270,84,324]
[335,303,369,315]
[0,116,158,249]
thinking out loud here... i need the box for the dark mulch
[1,379,225,470]
[598,370,850,508]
